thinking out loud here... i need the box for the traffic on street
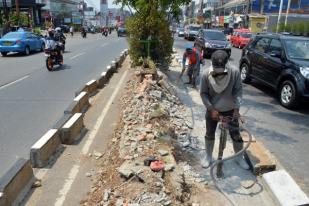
[0,31,128,178]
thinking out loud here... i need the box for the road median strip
[61,113,84,144]
[30,129,61,168]
[0,158,35,206]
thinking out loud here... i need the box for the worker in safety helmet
[181,44,200,88]
[200,50,249,170]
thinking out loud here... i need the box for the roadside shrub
[33,27,41,35]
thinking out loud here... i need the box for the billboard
[252,0,309,14]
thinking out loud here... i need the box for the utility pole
[15,0,20,26]
[284,0,292,29]
[276,0,284,33]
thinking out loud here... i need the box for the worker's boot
[201,138,214,168]
[233,141,250,170]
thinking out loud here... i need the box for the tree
[114,0,190,66]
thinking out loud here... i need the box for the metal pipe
[276,0,284,33]
[284,0,292,30]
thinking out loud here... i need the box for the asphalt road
[0,33,128,177]
[174,36,309,195]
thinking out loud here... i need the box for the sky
[85,0,121,10]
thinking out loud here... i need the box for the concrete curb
[64,101,80,115]
[97,72,107,89]
[111,60,117,72]
[73,91,90,113]
[30,129,61,168]
[262,170,309,206]
[85,80,98,95]
[61,113,84,144]
[0,158,35,206]
[106,65,113,80]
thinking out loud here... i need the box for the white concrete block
[74,91,87,102]
[63,113,83,129]
[31,129,58,149]
[263,170,309,206]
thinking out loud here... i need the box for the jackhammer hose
[210,127,253,206]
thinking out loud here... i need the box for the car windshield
[205,31,226,41]
[240,33,252,38]
[179,28,184,31]
[285,39,309,60]
[189,26,200,31]
[2,32,23,39]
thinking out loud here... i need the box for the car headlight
[300,67,309,79]
[205,42,212,48]
[226,43,232,49]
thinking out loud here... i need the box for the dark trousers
[205,110,243,143]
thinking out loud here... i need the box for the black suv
[194,29,232,58]
[239,33,309,108]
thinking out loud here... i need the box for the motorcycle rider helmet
[55,27,62,32]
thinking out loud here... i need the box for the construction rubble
[81,63,226,206]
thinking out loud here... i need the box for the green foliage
[33,27,41,35]
[9,12,28,26]
[116,0,189,66]
[272,21,309,36]
[126,6,173,66]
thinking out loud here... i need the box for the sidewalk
[164,56,276,205]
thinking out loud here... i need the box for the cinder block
[30,129,61,168]
[64,101,80,115]
[61,113,84,144]
[124,49,128,55]
[73,91,89,112]
[85,80,97,95]
[263,170,309,206]
[97,72,107,88]
[245,141,276,175]
[0,159,35,206]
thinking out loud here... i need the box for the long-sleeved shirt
[200,64,242,112]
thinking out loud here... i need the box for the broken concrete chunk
[85,172,92,177]
[118,162,134,179]
[158,149,169,156]
[103,189,110,202]
[164,164,175,172]
[150,90,162,99]
[93,151,103,159]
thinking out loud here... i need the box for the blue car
[0,31,45,56]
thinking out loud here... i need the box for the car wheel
[240,63,251,83]
[279,80,299,108]
[1,52,8,57]
[24,46,30,55]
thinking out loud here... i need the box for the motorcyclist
[45,29,63,62]
[54,27,66,42]
[54,27,66,51]
[81,27,86,38]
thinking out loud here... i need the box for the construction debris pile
[82,64,213,206]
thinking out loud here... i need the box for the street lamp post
[276,0,284,33]
[284,0,292,29]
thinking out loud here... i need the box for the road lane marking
[54,69,129,206]
[0,75,29,91]
[69,52,85,60]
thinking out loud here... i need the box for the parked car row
[0,31,45,56]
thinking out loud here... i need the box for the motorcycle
[45,46,63,71]
[59,39,65,52]
[81,31,87,38]
[102,30,108,37]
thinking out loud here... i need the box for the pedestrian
[69,26,74,37]
[192,46,204,88]
[181,44,200,88]
[200,50,249,170]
